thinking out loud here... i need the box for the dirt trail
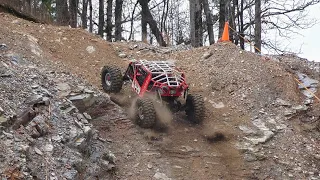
[154,117,249,179]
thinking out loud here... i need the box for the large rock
[202,51,213,59]
[63,170,78,180]
[297,73,319,89]
[69,94,96,112]
[0,116,9,127]
[239,125,257,135]
[86,46,96,54]
[244,119,274,145]
[245,131,274,145]
[292,105,308,112]
[118,53,127,58]
[0,43,8,50]
[56,83,71,91]
[0,66,12,77]
[25,94,43,105]
[154,172,171,180]
[275,98,291,107]
[25,115,49,138]
[12,108,37,129]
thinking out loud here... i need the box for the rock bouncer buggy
[101,60,205,128]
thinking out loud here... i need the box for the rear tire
[185,94,205,124]
[136,98,156,128]
[101,66,123,93]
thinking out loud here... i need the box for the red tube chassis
[123,60,189,98]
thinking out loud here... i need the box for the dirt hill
[0,12,319,180]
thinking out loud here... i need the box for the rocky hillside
[0,12,319,180]
[110,40,320,179]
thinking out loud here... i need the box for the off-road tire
[185,94,205,124]
[101,66,123,93]
[136,98,156,128]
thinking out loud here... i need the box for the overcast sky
[286,4,320,62]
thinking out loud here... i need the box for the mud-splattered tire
[136,98,156,128]
[101,66,123,93]
[185,94,205,124]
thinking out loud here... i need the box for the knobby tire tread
[101,66,123,93]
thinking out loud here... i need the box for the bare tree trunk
[197,3,203,46]
[229,0,236,42]
[30,0,35,15]
[190,0,195,46]
[115,0,123,41]
[160,0,166,32]
[34,0,38,16]
[106,0,113,41]
[89,0,93,32]
[160,0,170,44]
[234,0,239,45]
[98,0,104,37]
[138,0,166,46]
[81,0,88,29]
[254,0,261,53]
[164,0,170,35]
[219,0,227,38]
[239,0,244,49]
[56,0,70,26]
[26,0,31,14]
[190,0,202,47]
[203,0,214,44]
[149,33,153,44]
[141,0,148,43]
[141,9,148,43]
[129,1,139,40]
[69,0,78,28]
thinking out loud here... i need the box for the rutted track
[106,91,250,179]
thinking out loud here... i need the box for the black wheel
[101,66,123,93]
[135,98,156,128]
[185,94,205,124]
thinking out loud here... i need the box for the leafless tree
[190,0,203,47]
[89,0,93,32]
[56,0,70,26]
[203,0,215,44]
[98,0,104,37]
[69,0,78,28]
[138,0,167,46]
[106,0,113,41]
[254,0,261,53]
[81,0,88,29]
[115,0,124,41]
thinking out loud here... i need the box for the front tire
[136,98,156,128]
[101,66,123,93]
[185,94,205,124]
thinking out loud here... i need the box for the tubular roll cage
[137,60,186,87]
[127,60,189,97]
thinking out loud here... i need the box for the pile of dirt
[0,12,127,88]
[171,43,301,115]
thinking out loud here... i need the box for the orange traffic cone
[218,22,230,42]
